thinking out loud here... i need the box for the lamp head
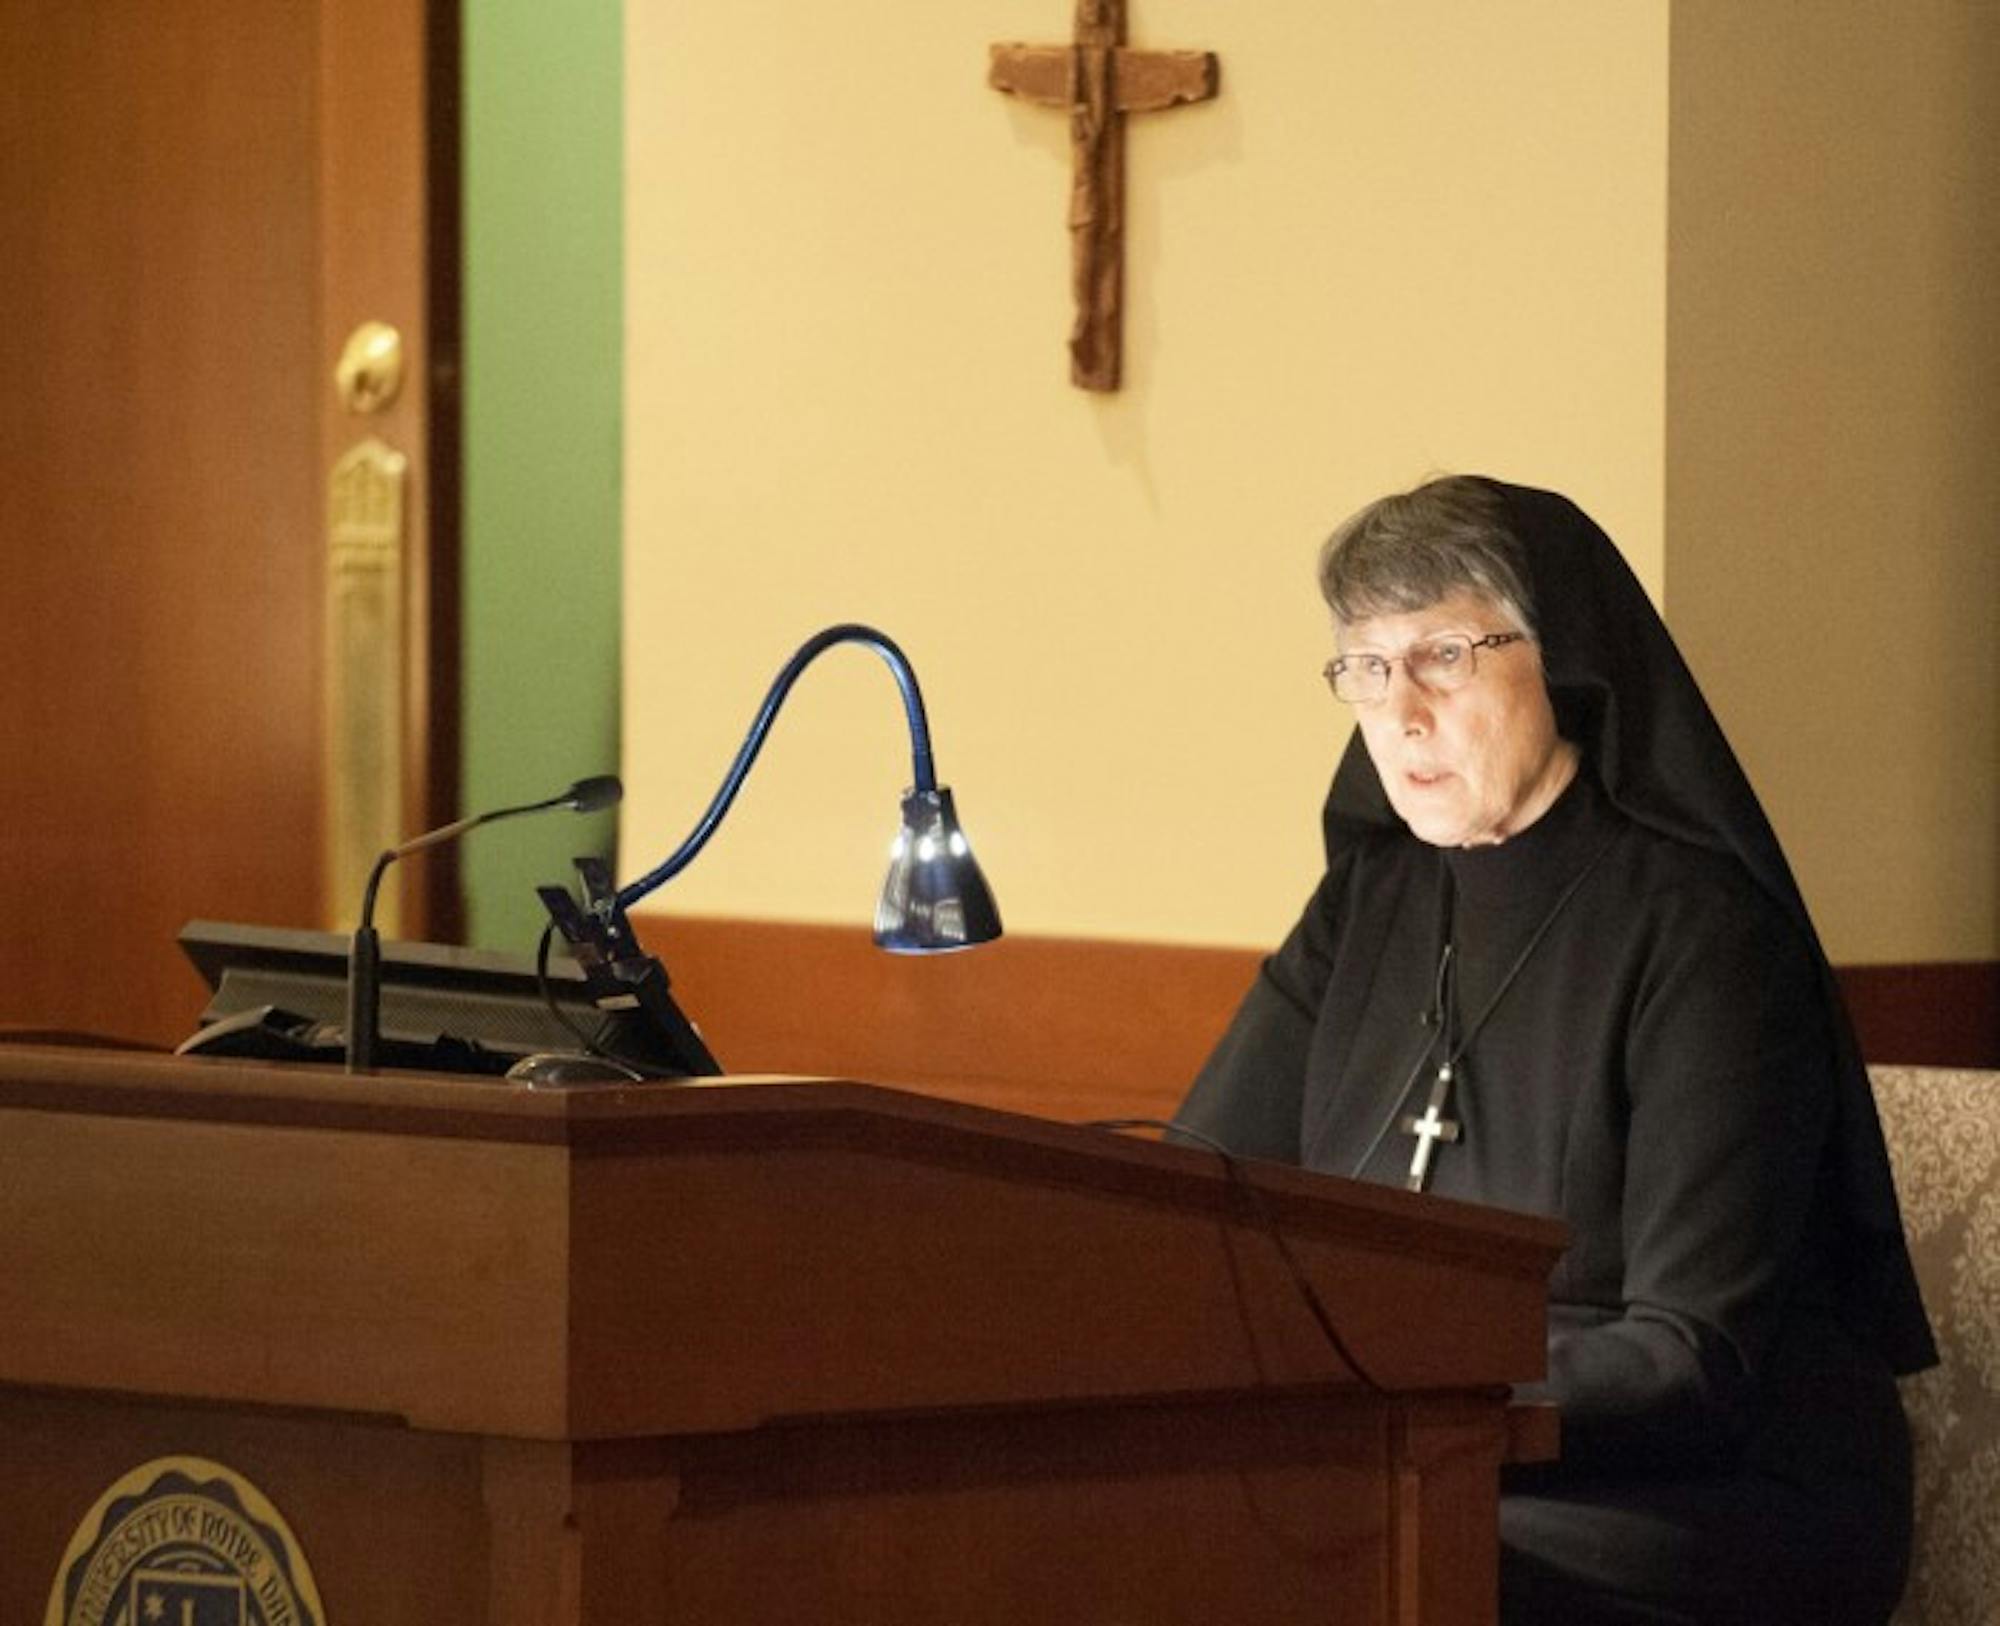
[874,786,1002,953]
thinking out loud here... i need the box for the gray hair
[1317,475,1537,636]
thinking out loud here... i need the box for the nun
[1176,475,1932,1624]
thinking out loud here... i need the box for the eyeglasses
[1324,631,1530,705]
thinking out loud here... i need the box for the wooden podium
[0,1044,1563,1624]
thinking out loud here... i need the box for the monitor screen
[175,919,719,1078]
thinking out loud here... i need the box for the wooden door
[0,0,459,1046]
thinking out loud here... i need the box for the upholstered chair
[1872,1065,2000,1626]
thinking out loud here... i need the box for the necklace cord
[1346,834,1616,1182]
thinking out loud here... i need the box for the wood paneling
[0,1389,496,1626]
[1,1044,1563,1623]
[0,1044,1561,1439]
[0,0,455,1050]
[641,915,1999,1125]
[1,5,323,1045]
[641,914,1262,1125]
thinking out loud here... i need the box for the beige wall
[1667,3,2000,963]
[623,1,1669,947]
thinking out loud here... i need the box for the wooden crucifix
[990,1,1219,391]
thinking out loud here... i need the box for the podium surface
[1,1044,1563,1624]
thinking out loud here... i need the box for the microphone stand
[345,776,621,1075]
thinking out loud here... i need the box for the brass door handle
[335,321,405,414]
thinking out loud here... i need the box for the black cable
[1348,834,1616,1185]
[1344,995,1448,1182]
[1081,1116,1386,1393]
[532,922,651,1081]
[1345,859,1458,1181]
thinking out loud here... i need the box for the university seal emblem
[45,1457,326,1626]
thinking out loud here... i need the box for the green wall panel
[461,0,622,949]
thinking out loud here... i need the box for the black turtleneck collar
[1443,765,1613,916]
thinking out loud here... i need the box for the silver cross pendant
[1400,1062,1462,1192]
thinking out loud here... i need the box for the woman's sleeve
[1527,881,1835,1472]
[1170,868,1343,1163]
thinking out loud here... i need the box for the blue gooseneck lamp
[532,625,1001,1079]
[619,623,1002,950]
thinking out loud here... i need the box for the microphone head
[565,775,624,814]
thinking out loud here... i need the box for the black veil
[1323,478,1936,1375]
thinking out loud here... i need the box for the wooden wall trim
[639,916,1260,1126]
[643,915,2000,1125]
[1836,961,2000,1073]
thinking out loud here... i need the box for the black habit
[1175,480,1932,1625]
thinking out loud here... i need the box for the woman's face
[1339,589,1577,848]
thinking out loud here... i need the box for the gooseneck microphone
[345,775,622,1074]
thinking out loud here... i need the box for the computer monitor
[176,919,719,1079]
